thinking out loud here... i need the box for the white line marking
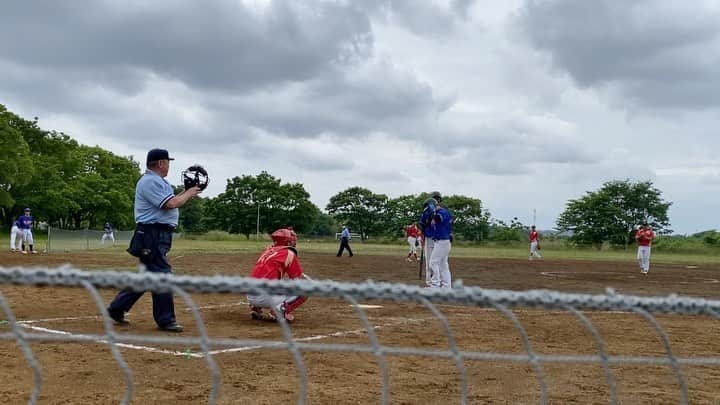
[204,318,426,356]
[540,271,719,284]
[21,324,201,357]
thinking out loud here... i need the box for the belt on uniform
[136,223,176,232]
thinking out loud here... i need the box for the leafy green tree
[326,187,388,240]
[173,185,207,233]
[0,105,34,218]
[384,194,426,237]
[206,171,318,238]
[442,195,490,241]
[305,212,338,237]
[489,217,526,242]
[556,180,672,248]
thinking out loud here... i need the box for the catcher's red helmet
[271,228,297,247]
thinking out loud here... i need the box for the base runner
[247,228,308,322]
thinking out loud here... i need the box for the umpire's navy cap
[146,148,174,165]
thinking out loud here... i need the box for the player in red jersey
[405,222,420,262]
[635,223,655,274]
[247,228,307,322]
[529,225,542,261]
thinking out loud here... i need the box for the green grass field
[4,233,718,266]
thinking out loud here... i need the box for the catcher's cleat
[251,311,277,322]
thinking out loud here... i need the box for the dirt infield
[2,250,720,404]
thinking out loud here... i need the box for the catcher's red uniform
[405,224,419,238]
[248,245,306,321]
[251,246,303,280]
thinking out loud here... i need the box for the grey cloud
[514,0,720,109]
[204,61,441,139]
[0,1,373,94]
[359,0,473,37]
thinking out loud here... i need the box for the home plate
[353,304,384,309]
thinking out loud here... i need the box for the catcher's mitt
[182,164,209,191]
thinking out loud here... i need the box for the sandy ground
[2,249,720,404]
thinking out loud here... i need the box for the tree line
[1,104,675,247]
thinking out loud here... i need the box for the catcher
[247,228,308,322]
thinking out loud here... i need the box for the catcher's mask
[181,165,209,191]
[271,228,297,247]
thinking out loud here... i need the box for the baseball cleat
[21,251,27,255]
[251,311,277,322]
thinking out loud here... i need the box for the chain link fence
[2,266,719,404]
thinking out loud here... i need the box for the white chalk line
[12,301,427,358]
[18,315,428,359]
[540,271,719,284]
[203,318,427,356]
[20,324,194,357]
[12,298,681,358]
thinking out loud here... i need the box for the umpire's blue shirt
[134,170,178,226]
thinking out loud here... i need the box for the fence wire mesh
[1,266,719,404]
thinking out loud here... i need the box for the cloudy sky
[2,0,720,234]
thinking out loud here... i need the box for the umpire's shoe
[108,309,129,325]
[159,322,183,333]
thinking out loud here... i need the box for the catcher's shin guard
[282,296,307,314]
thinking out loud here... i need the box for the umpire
[107,148,201,332]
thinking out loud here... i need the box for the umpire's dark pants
[108,224,176,327]
[336,237,353,257]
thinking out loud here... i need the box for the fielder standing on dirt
[106,148,202,333]
[404,221,420,262]
[529,225,542,261]
[247,228,308,322]
[17,207,38,254]
[635,222,655,275]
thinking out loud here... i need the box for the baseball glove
[182,164,209,191]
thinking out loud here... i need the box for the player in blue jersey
[17,207,38,254]
[101,222,115,245]
[423,192,453,289]
[419,194,438,286]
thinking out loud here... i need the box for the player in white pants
[405,222,419,262]
[529,225,542,260]
[424,238,435,287]
[635,223,655,274]
[17,208,38,254]
[422,192,453,289]
[101,223,115,245]
[429,239,452,288]
[10,220,23,252]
